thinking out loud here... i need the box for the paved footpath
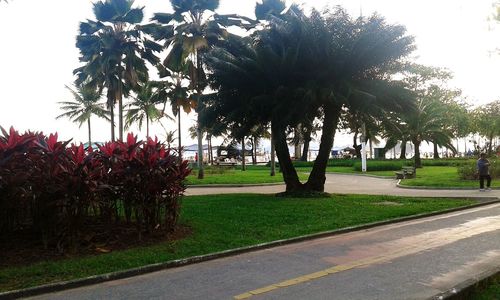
[28,175,499,300]
[32,203,500,300]
[187,173,500,198]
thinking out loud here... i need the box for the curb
[429,267,500,300]
[397,180,500,190]
[1,199,499,299]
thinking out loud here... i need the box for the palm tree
[385,98,456,168]
[74,0,161,141]
[204,7,415,193]
[149,0,255,179]
[57,85,109,149]
[157,68,195,161]
[125,83,168,138]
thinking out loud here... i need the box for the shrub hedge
[457,160,499,180]
[0,127,190,251]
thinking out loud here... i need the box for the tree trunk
[301,136,310,161]
[146,113,150,139]
[196,52,204,179]
[207,134,213,165]
[369,139,373,159]
[87,118,92,151]
[178,110,182,161]
[305,103,340,192]
[118,97,124,141]
[270,132,276,177]
[488,135,493,155]
[400,141,407,159]
[353,131,361,158]
[241,137,246,171]
[109,104,115,142]
[414,140,422,168]
[272,123,302,191]
[252,137,257,165]
[433,142,439,159]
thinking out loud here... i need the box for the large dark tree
[74,0,161,141]
[204,7,415,194]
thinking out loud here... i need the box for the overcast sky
[0,0,498,148]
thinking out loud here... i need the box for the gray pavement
[186,173,500,198]
[31,203,500,300]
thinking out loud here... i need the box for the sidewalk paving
[31,203,500,300]
[186,173,500,199]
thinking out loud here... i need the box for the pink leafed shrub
[0,127,190,251]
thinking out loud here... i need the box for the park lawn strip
[400,166,500,188]
[0,194,477,292]
[471,276,500,300]
[186,168,308,185]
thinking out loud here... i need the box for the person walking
[477,153,492,191]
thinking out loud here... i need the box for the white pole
[361,123,367,172]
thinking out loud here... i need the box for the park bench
[395,166,416,179]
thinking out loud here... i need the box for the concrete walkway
[187,173,500,198]
[32,203,500,300]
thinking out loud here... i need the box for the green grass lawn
[0,194,476,292]
[471,276,500,300]
[400,166,500,188]
[186,167,309,185]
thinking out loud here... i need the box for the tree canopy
[204,6,415,193]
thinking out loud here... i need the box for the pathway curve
[187,173,500,198]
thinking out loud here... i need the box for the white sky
[0,0,499,148]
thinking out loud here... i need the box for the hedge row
[0,127,190,251]
[457,160,499,180]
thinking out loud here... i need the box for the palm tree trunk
[241,137,246,171]
[252,137,257,165]
[178,110,182,161]
[118,97,124,141]
[400,141,407,159]
[305,103,340,192]
[488,135,493,155]
[301,134,311,161]
[353,131,361,158]
[109,104,115,142]
[414,140,422,168]
[272,123,301,191]
[369,139,373,159]
[270,132,276,177]
[196,52,204,180]
[146,116,150,138]
[433,142,439,159]
[87,118,92,151]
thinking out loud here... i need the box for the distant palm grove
[59,0,499,194]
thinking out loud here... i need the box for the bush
[0,127,190,251]
[457,160,499,180]
[353,160,404,171]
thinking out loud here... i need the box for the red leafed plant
[1,127,190,252]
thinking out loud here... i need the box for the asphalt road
[31,203,500,300]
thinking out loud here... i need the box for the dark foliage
[0,127,190,252]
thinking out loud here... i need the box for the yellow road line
[234,215,500,299]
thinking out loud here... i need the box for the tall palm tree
[158,69,195,161]
[74,0,161,141]
[149,0,255,179]
[125,83,168,138]
[57,85,109,149]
